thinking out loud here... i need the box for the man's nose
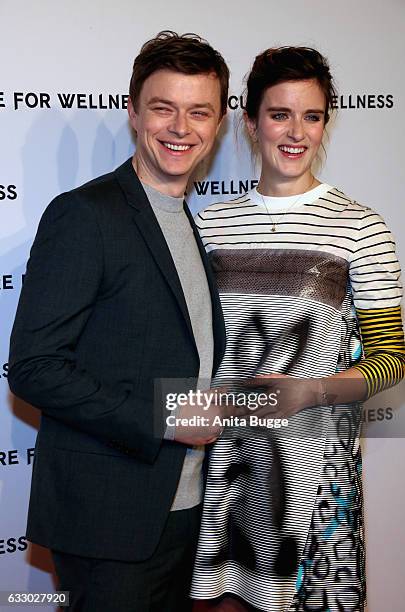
[169,112,191,137]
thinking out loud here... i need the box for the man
[8,31,229,611]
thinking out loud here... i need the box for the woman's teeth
[279,146,306,154]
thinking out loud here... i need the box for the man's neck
[131,156,187,198]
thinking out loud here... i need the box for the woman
[191,47,404,611]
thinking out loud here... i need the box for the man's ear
[244,111,257,141]
[127,97,137,133]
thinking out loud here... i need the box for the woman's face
[246,79,326,190]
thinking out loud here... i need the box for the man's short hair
[129,30,229,118]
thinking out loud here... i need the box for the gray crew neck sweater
[142,182,214,511]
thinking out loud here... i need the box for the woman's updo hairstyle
[245,46,337,125]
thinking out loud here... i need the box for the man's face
[128,69,223,196]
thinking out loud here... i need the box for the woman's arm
[249,206,405,415]
[320,205,405,407]
[320,305,405,406]
[247,306,405,416]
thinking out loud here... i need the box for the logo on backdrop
[0,185,17,200]
[227,93,394,111]
[0,91,395,112]
[0,448,35,466]
[331,94,394,109]
[0,275,26,292]
[0,91,129,110]
[362,407,393,423]
[193,179,258,197]
[0,536,28,555]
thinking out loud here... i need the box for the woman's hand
[242,373,322,418]
[243,368,368,419]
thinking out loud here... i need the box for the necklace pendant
[271,224,276,232]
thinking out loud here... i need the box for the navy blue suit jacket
[8,158,225,561]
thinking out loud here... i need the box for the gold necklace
[258,177,316,232]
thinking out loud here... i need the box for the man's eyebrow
[191,102,216,112]
[147,97,216,111]
[147,97,175,106]
[266,106,325,114]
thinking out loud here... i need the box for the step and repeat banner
[1,1,404,610]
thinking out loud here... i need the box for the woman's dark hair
[245,46,337,124]
[130,30,229,118]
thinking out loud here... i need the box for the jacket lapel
[114,158,226,375]
[114,159,196,348]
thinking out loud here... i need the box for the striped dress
[190,185,404,611]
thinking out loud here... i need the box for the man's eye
[153,106,171,113]
[192,110,209,118]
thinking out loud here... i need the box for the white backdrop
[1,1,404,610]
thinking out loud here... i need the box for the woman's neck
[257,174,320,197]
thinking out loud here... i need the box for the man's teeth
[163,143,191,151]
[279,146,306,154]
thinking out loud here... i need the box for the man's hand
[173,386,245,446]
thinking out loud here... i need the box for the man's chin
[159,165,197,181]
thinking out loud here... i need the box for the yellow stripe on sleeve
[353,306,405,398]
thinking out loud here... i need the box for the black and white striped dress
[190,185,402,611]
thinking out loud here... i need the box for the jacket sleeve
[8,191,163,464]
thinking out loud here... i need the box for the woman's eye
[305,114,321,122]
[271,112,288,120]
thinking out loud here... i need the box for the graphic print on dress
[234,312,310,378]
[209,249,349,310]
[192,249,350,611]
[209,434,299,578]
[292,296,365,612]
[192,188,396,609]
[292,437,365,612]
[232,311,308,576]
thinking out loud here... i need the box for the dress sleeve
[353,306,405,396]
[349,207,405,397]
